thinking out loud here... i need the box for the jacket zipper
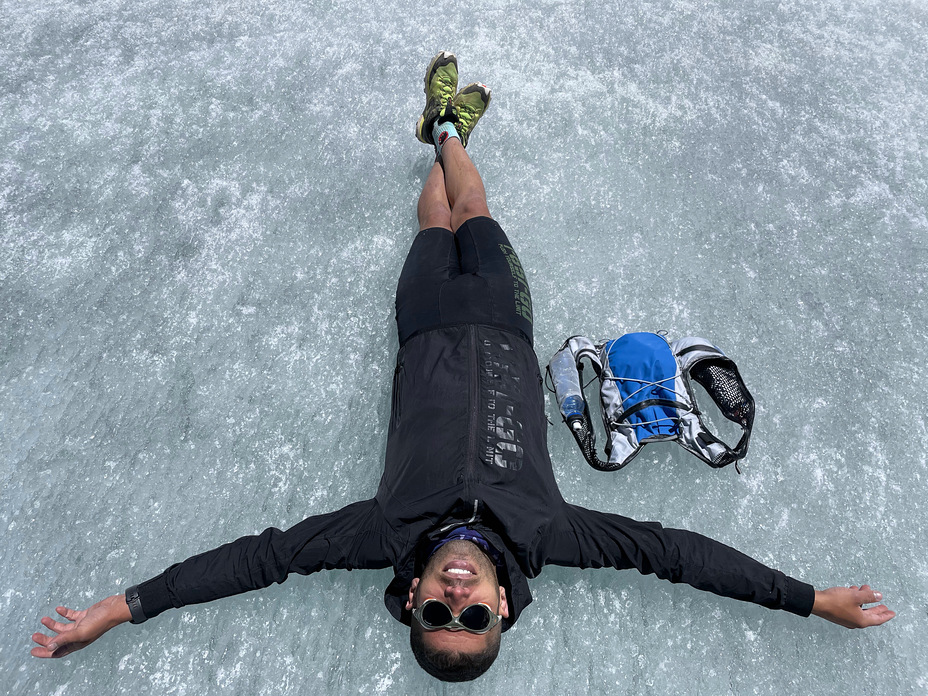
[437,499,480,534]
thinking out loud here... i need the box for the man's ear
[498,586,510,619]
[405,578,420,611]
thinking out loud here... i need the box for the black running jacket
[130,324,815,630]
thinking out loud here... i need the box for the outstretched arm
[32,594,131,659]
[542,505,895,628]
[31,498,391,659]
[812,585,895,628]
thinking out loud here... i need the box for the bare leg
[440,138,492,231]
[417,159,452,231]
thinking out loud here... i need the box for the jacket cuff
[782,576,816,617]
[128,572,177,622]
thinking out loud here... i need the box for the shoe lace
[456,103,478,132]
[435,74,456,103]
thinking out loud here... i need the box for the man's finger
[31,632,65,657]
[31,646,55,659]
[855,587,883,604]
[32,632,53,647]
[862,605,896,626]
[41,616,71,633]
[56,606,76,620]
[31,642,74,659]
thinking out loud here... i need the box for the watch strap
[125,585,147,624]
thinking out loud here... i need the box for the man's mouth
[443,560,477,576]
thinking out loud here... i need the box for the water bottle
[548,348,585,426]
[561,395,585,430]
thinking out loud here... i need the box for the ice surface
[2,0,926,693]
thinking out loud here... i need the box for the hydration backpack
[547,332,755,472]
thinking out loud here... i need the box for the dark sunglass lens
[421,601,453,627]
[459,605,492,631]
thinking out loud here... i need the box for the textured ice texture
[2,0,926,693]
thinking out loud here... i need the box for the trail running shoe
[416,51,458,145]
[451,82,491,148]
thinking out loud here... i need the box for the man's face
[405,539,510,653]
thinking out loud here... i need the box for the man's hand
[812,585,896,629]
[31,594,132,658]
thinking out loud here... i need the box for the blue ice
[3,1,926,694]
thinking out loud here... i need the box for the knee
[451,195,491,231]
[418,200,452,231]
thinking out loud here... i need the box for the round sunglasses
[412,598,502,634]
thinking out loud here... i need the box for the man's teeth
[447,568,473,575]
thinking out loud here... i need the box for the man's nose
[443,584,472,602]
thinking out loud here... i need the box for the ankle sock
[433,121,459,157]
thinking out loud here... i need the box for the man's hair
[409,621,501,682]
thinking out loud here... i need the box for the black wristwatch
[125,585,147,624]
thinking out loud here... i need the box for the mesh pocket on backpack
[689,360,755,428]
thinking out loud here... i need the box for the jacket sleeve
[539,503,815,617]
[129,498,392,622]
